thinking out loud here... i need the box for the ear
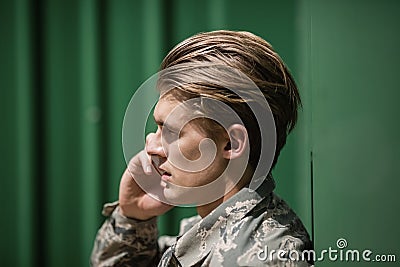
[222,124,249,160]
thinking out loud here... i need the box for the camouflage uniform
[91,176,313,266]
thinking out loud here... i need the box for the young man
[91,30,313,266]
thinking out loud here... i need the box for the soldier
[91,30,313,266]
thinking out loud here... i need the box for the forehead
[153,95,185,125]
[154,95,214,137]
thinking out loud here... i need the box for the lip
[157,164,171,181]
[161,173,171,182]
[153,160,172,182]
[160,170,172,189]
[160,166,172,182]
[151,157,172,188]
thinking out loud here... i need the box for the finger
[139,151,153,175]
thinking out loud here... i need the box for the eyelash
[159,126,177,135]
[166,128,178,136]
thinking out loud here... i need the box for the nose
[146,131,166,158]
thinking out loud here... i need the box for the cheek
[208,154,228,175]
[165,139,201,174]
[170,146,228,187]
[177,137,202,161]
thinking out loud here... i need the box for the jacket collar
[174,175,275,266]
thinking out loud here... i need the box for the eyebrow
[153,115,164,126]
[153,115,176,131]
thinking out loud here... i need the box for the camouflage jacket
[91,176,313,266]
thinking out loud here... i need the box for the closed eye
[160,125,180,144]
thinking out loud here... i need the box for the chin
[163,185,199,206]
[163,181,225,206]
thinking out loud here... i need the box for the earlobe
[222,124,249,160]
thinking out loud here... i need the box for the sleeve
[90,201,161,267]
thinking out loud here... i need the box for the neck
[196,188,237,217]
[196,167,253,218]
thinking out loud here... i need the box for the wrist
[119,205,155,221]
[111,206,158,244]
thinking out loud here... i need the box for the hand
[119,150,173,220]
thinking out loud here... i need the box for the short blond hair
[160,30,301,169]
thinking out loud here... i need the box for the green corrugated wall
[1,0,399,266]
[310,1,400,266]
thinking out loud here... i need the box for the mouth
[158,169,171,188]
[160,169,172,182]
[150,157,172,183]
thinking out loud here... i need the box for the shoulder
[215,193,313,266]
[262,193,311,244]
[243,193,312,265]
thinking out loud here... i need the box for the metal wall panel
[0,1,312,266]
[310,1,400,266]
